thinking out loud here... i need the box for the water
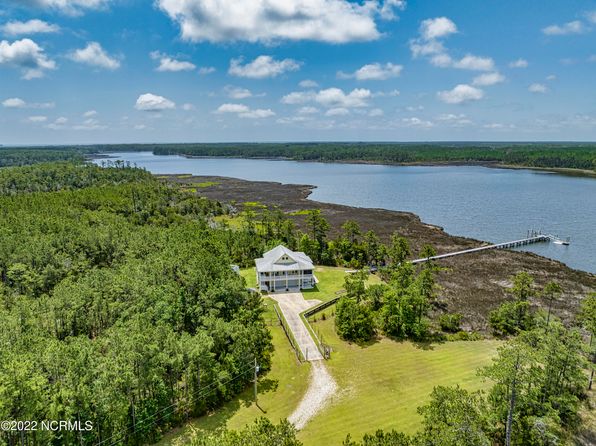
[96,152,596,274]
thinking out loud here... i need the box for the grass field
[298,316,500,445]
[160,268,499,446]
[156,298,311,445]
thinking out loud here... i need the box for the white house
[255,245,316,292]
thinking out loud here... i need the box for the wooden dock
[411,233,553,265]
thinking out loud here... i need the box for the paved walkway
[270,292,323,361]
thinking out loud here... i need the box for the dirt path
[288,360,338,430]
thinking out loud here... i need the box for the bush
[335,297,375,342]
[489,301,535,336]
[439,313,462,333]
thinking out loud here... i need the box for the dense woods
[0,163,272,445]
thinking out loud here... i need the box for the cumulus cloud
[409,17,494,72]
[135,93,176,111]
[325,107,349,116]
[298,106,319,114]
[419,17,457,40]
[215,103,275,119]
[528,83,547,93]
[0,38,56,79]
[156,0,404,44]
[2,97,54,108]
[45,116,68,130]
[472,72,505,86]
[437,84,484,104]
[68,42,120,70]
[542,20,586,35]
[368,108,383,117]
[299,79,318,88]
[1,19,60,36]
[150,51,196,72]
[282,87,372,108]
[27,115,47,122]
[83,110,97,117]
[452,54,494,71]
[509,58,528,68]
[224,85,254,99]
[229,55,301,79]
[338,62,403,80]
[401,117,433,128]
[73,117,107,130]
[14,0,111,16]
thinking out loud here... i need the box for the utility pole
[253,358,259,404]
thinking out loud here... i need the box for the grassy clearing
[194,181,219,188]
[213,214,244,230]
[298,315,500,445]
[303,266,381,303]
[156,298,310,446]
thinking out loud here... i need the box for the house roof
[255,245,314,272]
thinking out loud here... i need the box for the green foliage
[0,164,272,445]
[343,430,412,446]
[489,272,538,336]
[439,313,462,333]
[0,147,89,166]
[183,418,301,446]
[335,296,375,342]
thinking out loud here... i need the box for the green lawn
[156,298,311,445]
[303,266,381,303]
[298,316,501,445]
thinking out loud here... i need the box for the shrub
[439,313,462,333]
[335,297,375,342]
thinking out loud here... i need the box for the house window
[304,270,312,275]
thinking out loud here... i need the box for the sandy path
[288,360,338,430]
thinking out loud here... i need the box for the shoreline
[164,173,596,331]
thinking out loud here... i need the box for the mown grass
[302,266,381,303]
[297,316,500,445]
[156,298,310,446]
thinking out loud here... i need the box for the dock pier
[411,230,565,264]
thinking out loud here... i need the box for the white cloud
[282,87,372,108]
[45,116,68,129]
[325,107,349,116]
[215,103,275,119]
[546,74,556,81]
[368,108,383,117]
[316,87,371,108]
[83,110,97,117]
[198,66,216,75]
[528,83,547,93]
[73,117,107,130]
[339,62,403,80]
[429,53,452,67]
[17,0,110,16]
[216,103,249,114]
[2,97,26,107]
[229,55,301,78]
[135,93,176,111]
[401,117,433,128]
[182,103,195,110]
[509,58,528,68]
[452,54,495,71]
[437,84,484,104]
[587,11,596,24]
[419,17,457,40]
[298,106,319,114]
[224,85,253,99]
[1,19,60,36]
[150,51,195,72]
[134,124,147,130]
[68,42,120,70]
[299,79,318,88]
[542,20,586,35]
[2,97,55,108]
[0,38,56,79]
[436,113,472,126]
[156,0,403,44]
[472,72,505,86]
[27,115,47,122]
[410,39,445,58]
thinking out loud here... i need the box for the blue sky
[1,0,595,144]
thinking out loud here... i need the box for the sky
[0,0,595,145]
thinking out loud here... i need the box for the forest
[3,143,596,171]
[0,162,273,445]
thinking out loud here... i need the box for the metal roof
[255,245,314,272]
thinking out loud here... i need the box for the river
[95,152,596,274]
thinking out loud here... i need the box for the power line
[95,363,256,446]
